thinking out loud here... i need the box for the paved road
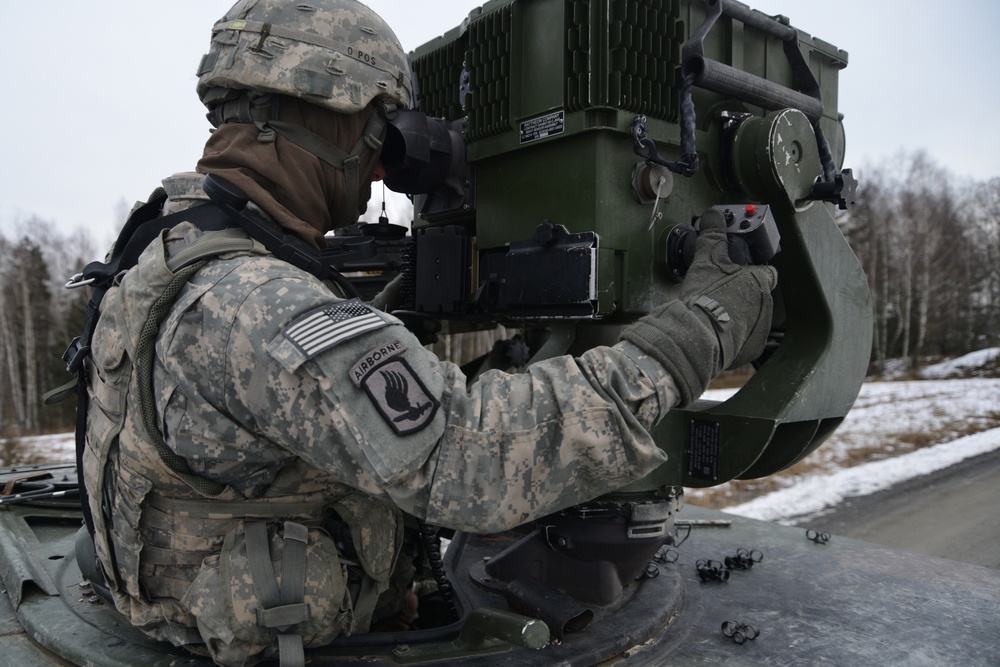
[789,447,1000,569]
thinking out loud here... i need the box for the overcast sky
[2,0,998,244]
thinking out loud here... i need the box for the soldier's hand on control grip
[620,208,777,407]
[683,208,778,370]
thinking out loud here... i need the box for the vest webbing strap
[140,543,215,567]
[165,228,257,272]
[277,635,305,667]
[352,576,381,634]
[246,521,309,667]
[278,522,309,610]
[146,493,328,519]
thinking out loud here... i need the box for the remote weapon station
[5,1,997,665]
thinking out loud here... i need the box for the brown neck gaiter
[196,97,383,249]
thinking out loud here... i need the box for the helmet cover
[197,0,413,115]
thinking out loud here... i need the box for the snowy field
[700,349,1000,522]
[6,349,999,525]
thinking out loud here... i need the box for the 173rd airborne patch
[350,340,439,436]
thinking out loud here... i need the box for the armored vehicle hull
[2,462,997,666]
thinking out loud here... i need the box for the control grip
[665,204,781,281]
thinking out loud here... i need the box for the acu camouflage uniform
[83,172,680,664]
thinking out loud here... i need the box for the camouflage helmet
[196,0,413,116]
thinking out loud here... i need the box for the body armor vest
[81,221,403,666]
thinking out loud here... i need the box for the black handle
[681,57,823,122]
[681,0,824,121]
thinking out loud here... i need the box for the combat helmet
[195,0,413,230]
[196,0,413,119]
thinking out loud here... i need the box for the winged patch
[359,358,439,436]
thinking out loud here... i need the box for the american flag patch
[283,298,388,358]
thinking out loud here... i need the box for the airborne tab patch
[283,298,387,359]
[351,340,408,387]
[358,358,439,436]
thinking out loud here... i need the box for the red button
[745,204,757,216]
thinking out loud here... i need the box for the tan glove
[621,208,778,406]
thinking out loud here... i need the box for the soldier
[79,0,776,665]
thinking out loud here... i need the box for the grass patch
[707,369,754,390]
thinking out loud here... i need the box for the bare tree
[842,167,895,372]
[900,154,958,361]
[965,178,1000,349]
[0,289,26,434]
[838,151,997,369]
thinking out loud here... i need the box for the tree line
[0,151,997,437]
[841,152,999,373]
[0,219,96,437]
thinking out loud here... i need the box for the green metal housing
[406,0,870,487]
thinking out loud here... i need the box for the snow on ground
[697,350,1000,522]
[700,376,999,477]
[918,347,1000,379]
[767,377,998,469]
[877,347,1000,380]
[722,427,1000,523]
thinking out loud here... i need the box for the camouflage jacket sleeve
[160,254,678,533]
